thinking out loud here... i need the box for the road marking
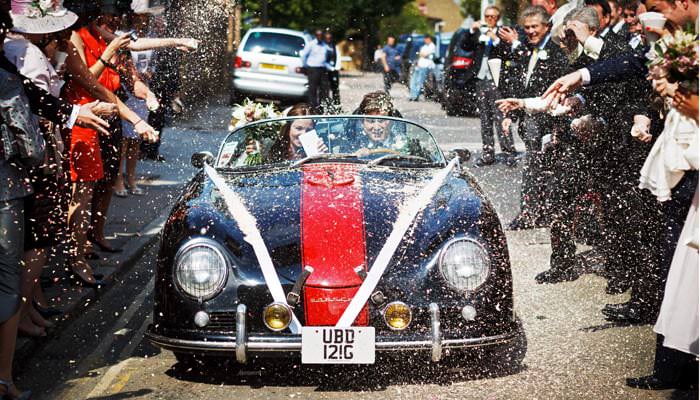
[106,370,133,395]
[86,359,132,398]
[78,275,155,399]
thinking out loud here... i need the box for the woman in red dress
[62,8,158,286]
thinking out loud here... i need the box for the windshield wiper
[291,153,359,167]
[368,154,431,166]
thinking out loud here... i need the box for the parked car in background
[230,28,310,105]
[423,31,453,102]
[441,28,479,116]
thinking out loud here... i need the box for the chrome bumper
[146,303,519,364]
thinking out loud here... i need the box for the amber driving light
[263,302,292,331]
[383,301,412,330]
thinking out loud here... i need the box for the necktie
[525,48,539,87]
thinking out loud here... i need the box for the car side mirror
[191,151,214,168]
[446,147,471,164]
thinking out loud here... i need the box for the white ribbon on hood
[336,158,459,327]
[204,164,302,333]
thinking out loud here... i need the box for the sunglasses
[485,14,499,19]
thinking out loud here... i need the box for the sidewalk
[15,104,231,366]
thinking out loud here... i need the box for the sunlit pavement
[14,73,696,400]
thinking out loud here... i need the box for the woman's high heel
[88,235,123,253]
[65,261,107,288]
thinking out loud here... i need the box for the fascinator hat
[10,0,78,34]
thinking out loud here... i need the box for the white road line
[86,310,154,399]
[75,276,155,398]
[86,358,132,399]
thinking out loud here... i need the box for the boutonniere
[538,49,549,60]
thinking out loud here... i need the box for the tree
[237,0,413,67]
[460,0,481,19]
[378,3,431,43]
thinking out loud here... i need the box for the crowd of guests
[469,0,697,391]
[0,0,196,398]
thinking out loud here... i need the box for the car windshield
[242,32,306,57]
[216,116,445,169]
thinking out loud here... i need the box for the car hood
[190,163,482,288]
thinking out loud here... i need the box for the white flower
[232,107,246,121]
[538,49,548,60]
[253,104,264,120]
[39,0,53,11]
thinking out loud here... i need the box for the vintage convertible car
[146,115,525,372]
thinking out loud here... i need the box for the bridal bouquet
[648,29,699,95]
[227,99,280,166]
[228,99,279,132]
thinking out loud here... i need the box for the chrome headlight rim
[437,237,491,292]
[382,301,413,331]
[173,237,230,301]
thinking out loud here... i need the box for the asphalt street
[13,73,697,400]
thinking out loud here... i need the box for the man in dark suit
[606,0,630,41]
[497,5,568,230]
[461,5,517,167]
[585,0,631,51]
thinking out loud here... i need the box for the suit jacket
[460,26,501,81]
[586,50,647,85]
[497,35,569,135]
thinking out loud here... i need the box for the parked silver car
[230,28,310,104]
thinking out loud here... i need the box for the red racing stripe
[300,163,369,326]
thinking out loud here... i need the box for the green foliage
[460,0,481,19]
[378,3,431,42]
[238,0,411,41]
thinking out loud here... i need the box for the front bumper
[146,303,520,364]
[233,70,308,98]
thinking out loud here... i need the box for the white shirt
[612,19,625,34]
[416,42,436,69]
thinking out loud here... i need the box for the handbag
[0,69,46,168]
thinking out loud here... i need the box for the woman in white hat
[4,0,119,339]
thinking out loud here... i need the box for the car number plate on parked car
[301,327,375,364]
[260,63,286,71]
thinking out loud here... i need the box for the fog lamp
[383,301,412,330]
[263,302,292,331]
[194,311,210,327]
[461,305,477,321]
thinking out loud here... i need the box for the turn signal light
[383,301,412,330]
[263,302,292,331]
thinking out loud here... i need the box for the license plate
[301,327,375,364]
[260,63,286,71]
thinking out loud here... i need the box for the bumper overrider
[145,303,520,363]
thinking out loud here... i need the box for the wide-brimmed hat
[11,0,78,34]
[131,0,165,15]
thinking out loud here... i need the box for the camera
[129,30,138,42]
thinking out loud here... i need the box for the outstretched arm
[93,25,198,52]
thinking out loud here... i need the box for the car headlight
[438,238,490,291]
[174,238,229,300]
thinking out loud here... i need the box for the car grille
[204,312,236,331]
